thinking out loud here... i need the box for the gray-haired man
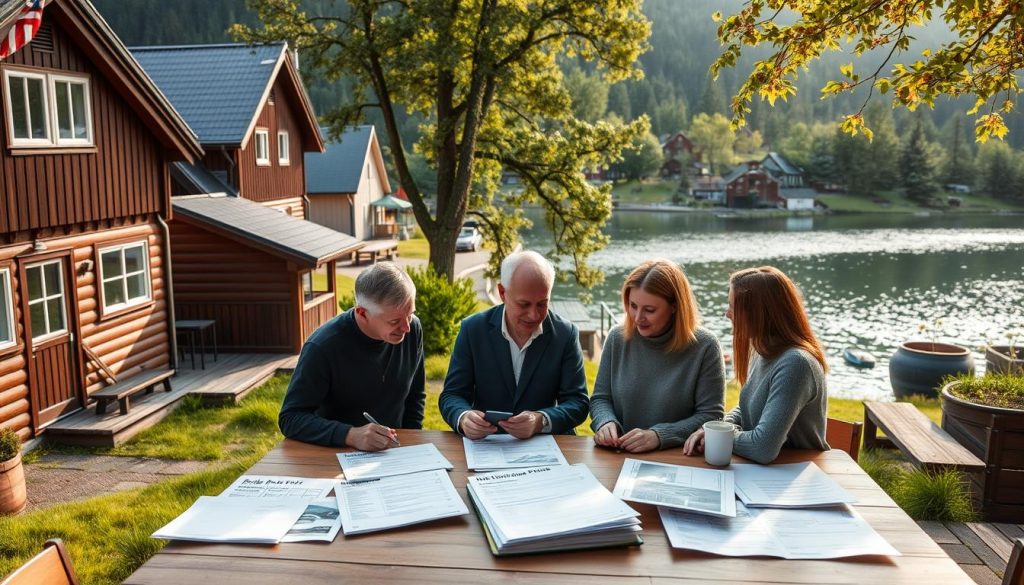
[279,262,424,451]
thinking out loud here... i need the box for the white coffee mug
[703,420,736,466]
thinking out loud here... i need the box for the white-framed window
[26,260,67,341]
[277,131,290,165]
[254,129,270,165]
[301,264,331,303]
[0,268,15,349]
[98,241,150,313]
[3,68,93,148]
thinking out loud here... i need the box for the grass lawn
[611,179,679,204]
[2,353,945,582]
[397,236,430,259]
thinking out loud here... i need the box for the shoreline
[609,202,1024,217]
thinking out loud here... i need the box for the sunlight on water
[525,212,1024,401]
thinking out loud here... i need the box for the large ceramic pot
[0,452,27,515]
[889,341,975,399]
[941,382,1024,522]
[986,345,1024,375]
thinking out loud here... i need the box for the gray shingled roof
[762,152,802,176]
[130,43,284,145]
[172,195,362,267]
[779,188,818,200]
[550,300,597,333]
[171,162,238,196]
[305,126,374,194]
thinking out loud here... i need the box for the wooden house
[660,131,702,178]
[0,0,201,440]
[723,161,782,208]
[305,125,393,240]
[131,43,361,353]
[170,195,359,354]
[131,42,324,217]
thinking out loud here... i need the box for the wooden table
[125,430,974,584]
[175,319,217,370]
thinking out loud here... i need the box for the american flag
[0,0,45,60]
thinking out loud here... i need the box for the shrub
[946,372,1024,409]
[338,292,356,312]
[0,428,19,462]
[406,265,477,356]
[893,468,976,522]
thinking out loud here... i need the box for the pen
[362,411,401,446]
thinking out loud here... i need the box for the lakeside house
[305,125,397,240]
[0,0,201,441]
[659,131,703,178]
[723,153,814,209]
[131,43,361,353]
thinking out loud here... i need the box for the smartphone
[484,410,514,424]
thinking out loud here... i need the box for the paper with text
[220,475,336,500]
[336,443,453,482]
[732,462,857,508]
[463,434,569,470]
[335,468,468,535]
[612,458,736,518]
[152,496,307,543]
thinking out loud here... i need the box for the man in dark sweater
[279,262,425,451]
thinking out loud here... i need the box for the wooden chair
[0,539,79,585]
[826,417,863,462]
[1005,538,1024,585]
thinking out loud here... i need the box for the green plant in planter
[0,427,20,462]
[945,373,1024,410]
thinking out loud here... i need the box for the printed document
[612,458,736,517]
[152,496,307,543]
[467,464,640,548]
[732,462,857,508]
[337,443,453,482]
[335,468,468,535]
[659,501,901,559]
[463,435,568,470]
[220,475,337,500]
[281,497,343,542]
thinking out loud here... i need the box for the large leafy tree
[713,0,1024,142]
[233,1,650,284]
[688,113,735,175]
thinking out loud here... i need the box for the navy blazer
[439,305,589,434]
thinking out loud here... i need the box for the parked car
[456,227,483,252]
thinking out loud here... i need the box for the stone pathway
[919,520,1024,584]
[23,453,211,513]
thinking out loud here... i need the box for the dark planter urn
[986,345,1024,375]
[941,383,1024,522]
[889,341,975,399]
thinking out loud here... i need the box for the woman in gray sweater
[683,266,829,464]
[590,259,725,452]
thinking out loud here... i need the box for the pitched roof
[1,0,201,161]
[761,152,802,176]
[172,194,362,268]
[779,187,818,200]
[305,125,391,194]
[130,43,323,151]
[170,162,238,196]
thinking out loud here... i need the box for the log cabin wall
[235,77,306,208]
[0,19,165,240]
[170,221,295,352]
[0,223,170,440]
[262,196,306,219]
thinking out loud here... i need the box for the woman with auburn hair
[683,266,829,464]
[590,259,725,453]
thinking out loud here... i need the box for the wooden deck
[921,521,1024,584]
[44,353,298,447]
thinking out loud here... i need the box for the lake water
[521,210,1024,401]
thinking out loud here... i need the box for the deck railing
[599,301,620,338]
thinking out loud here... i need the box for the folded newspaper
[467,464,642,556]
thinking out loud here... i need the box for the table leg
[212,323,218,362]
[199,327,206,370]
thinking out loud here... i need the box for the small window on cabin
[277,131,290,165]
[255,129,270,166]
[4,69,93,149]
[0,268,15,349]
[98,241,151,313]
[302,265,332,302]
[51,75,92,145]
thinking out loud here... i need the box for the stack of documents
[334,443,467,535]
[152,475,340,544]
[612,459,737,518]
[467,465,642,556]
[463,435,568,471]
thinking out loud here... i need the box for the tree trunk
[425,223,461,280]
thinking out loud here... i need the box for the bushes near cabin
[406,265,477,356]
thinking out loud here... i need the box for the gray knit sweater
[589,324,725,449]
[725,347,829,464]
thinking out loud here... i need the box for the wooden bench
[353,240,398,265]
[92,367,174,416]
[863,401,984,473]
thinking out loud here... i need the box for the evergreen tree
[900,122,940,203]
[697,76,726,117]
[607,83,633,121]
[651,97,688,137]
[942,116,975,186]
[977,141,1022,199]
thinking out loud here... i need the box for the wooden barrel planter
[986,345,1024,375]
[941,384,1024,522]
[0,452,27,515]
[889,341,975,399]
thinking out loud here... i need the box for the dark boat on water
[843,348,877,368]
